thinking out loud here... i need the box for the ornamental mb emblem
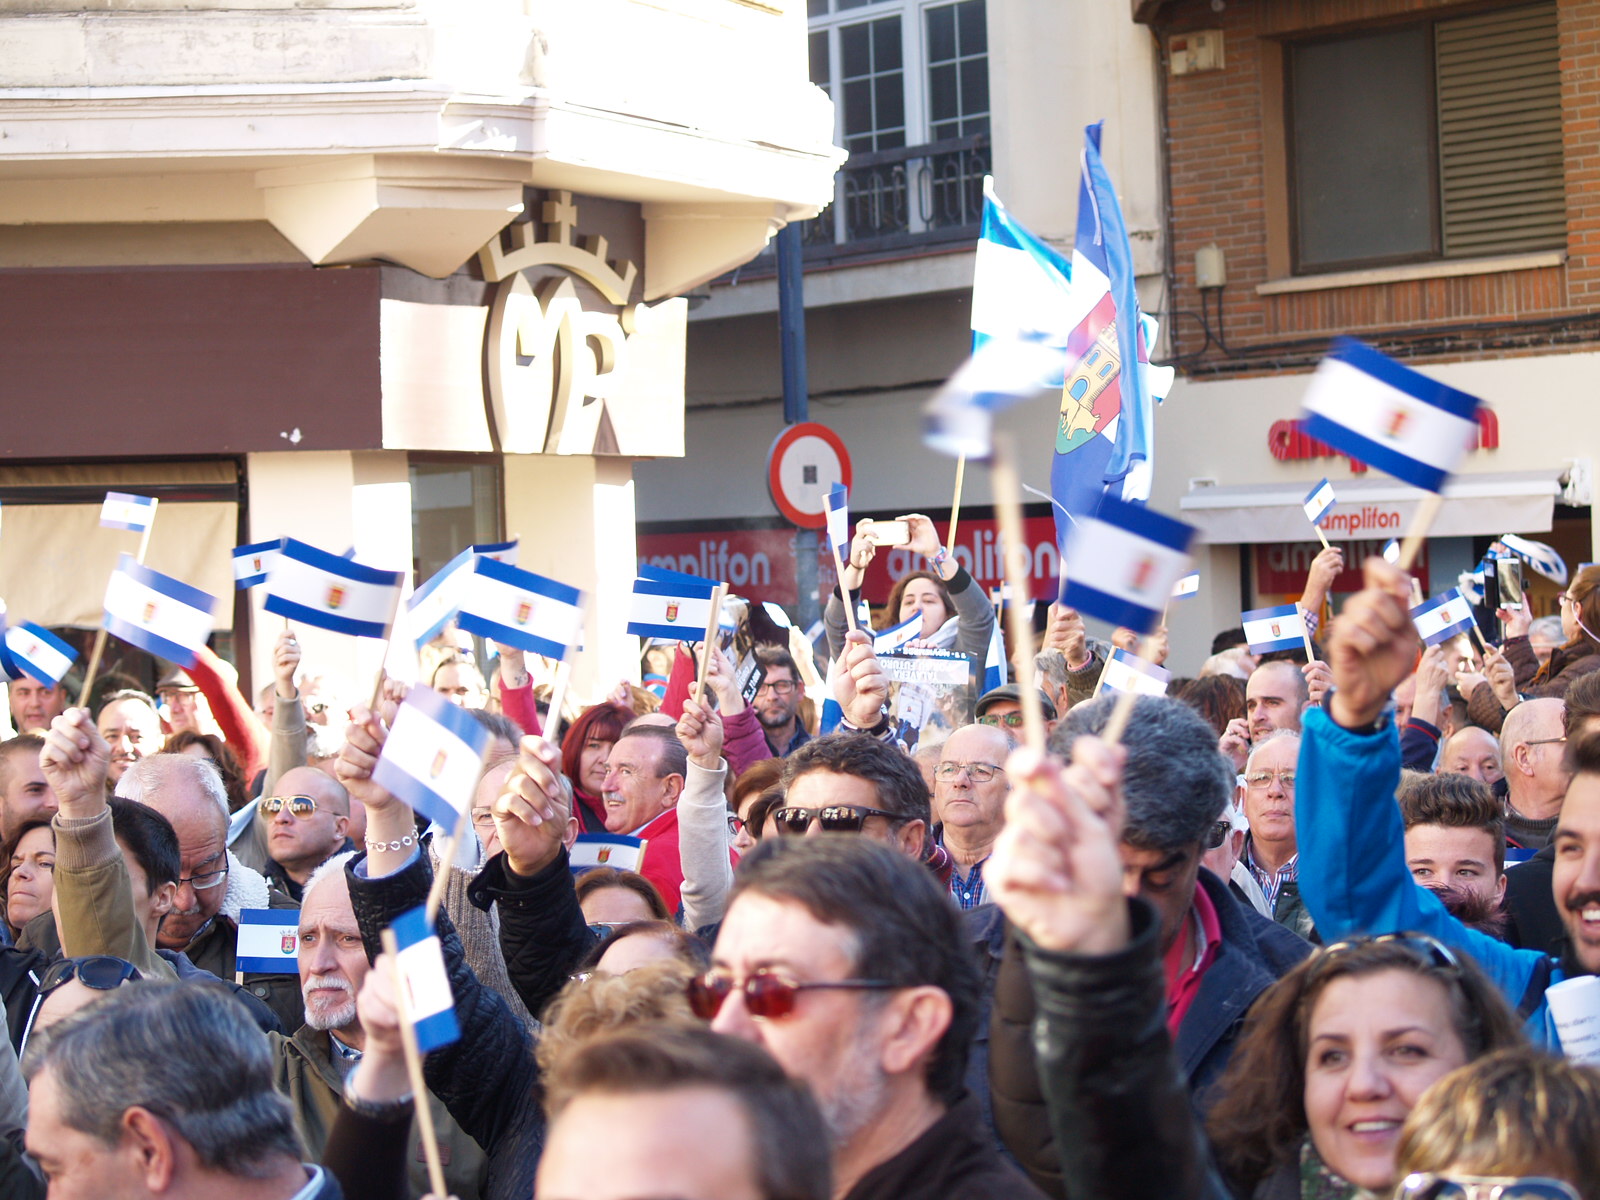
[430,749,448,779]
[281,931,296,955]
[665,601,680,622]
[326,586,345,610]
[515,601,533,626]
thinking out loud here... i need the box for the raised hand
[495,643,529,689]
[1325,557,1420,729]
[337,703,402,816]
[897,513,942,560]
[1219,717,1251,772]
[346,952,410,1106]
[495,735,571,877]
[702,645,744,717]
[1302,659,1333,709]
[988,738,1130,955]
[676,693,724,770]
[834,628,889,730]
[273,628,301,699]
[1496,604,1532,640]
[1484,645,1520,711]
[1303,545,1346,608]
[39,708,111,818]
[839,520,879,591]
[1045,603,1090,670]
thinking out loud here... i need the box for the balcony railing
[734,133,988,276]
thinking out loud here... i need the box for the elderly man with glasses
[1238,729,1317,942]
[931,723,1016,910]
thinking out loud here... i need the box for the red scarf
[1162,883,1222,1038]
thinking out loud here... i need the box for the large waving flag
[104,556,216,666]
[265,539,404,639]
[1048,123,1170,545]
[1300,338,1482,492]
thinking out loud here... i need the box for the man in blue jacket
[1297,555,1600,1045]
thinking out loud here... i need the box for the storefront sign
[1254,539,1430,597]
[638,511,1061,609]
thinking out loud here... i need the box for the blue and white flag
[265,539,404,640]
[923,332,1067,459]
[390,906,459,1052]
[629,567,719,641]
[1059,496,1195,634]
[1048,124,1171,546]
[570,833,648,874]
[1383,538,1402,565]
[232,539,283,590]
[825,485,851,562]
[1303,479,1337,527]
[371,686,489,831]
[1095,647,1170,698]
[457,558,584,661]
[235,909,301,974]
[1300,338,1482,493]
[99,492,158,533]
[104,556,215,667]
[1171,571,1200,600]
[1,623,76,688]
[471,539,519,566]
[983,622,1007,694]
[873,612,922,655]
[1242,604,1307,655]
[1498,534,1568,586]
[406,549,476,650]
[1412,589,1477,647]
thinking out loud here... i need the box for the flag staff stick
[79,504,159,709]
[424,803,471,927]
[1396,493,1443,573]
[1313,524,1331,551]
[540,657,572,747]
[366,586,406,713]
[1100,635,1155,746]
[832,542,858,635]
[946,454,967,556]
[694,585,727,700]
[990,436,1046,757]
[379,927,450,1198]
[1298,604,1316,663]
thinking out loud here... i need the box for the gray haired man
[25,981,340,1198]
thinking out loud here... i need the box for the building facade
[0,0,840,697]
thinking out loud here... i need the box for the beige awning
[0,462,238,630]
[1179,470,1563,545]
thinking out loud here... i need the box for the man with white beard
[271,853,489,1199]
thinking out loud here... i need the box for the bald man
[1245,659,1309,742]
[263,767,354,902]
[1439,725,1504,785]
[1499,697,1570,852]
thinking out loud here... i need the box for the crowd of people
[0,529,1597,1200]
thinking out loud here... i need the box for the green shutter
[1436,2,1565,258]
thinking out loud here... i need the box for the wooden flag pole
[366,584,406,713]
[1396,493,1444,573]
[1313,524,1331,551]
[541,658,572,747]
[379,927,450,1199]
[946,454,967,556]
[990,436,1046,756]
[424,802,471,926]
[694,585,727,700]
[831,541,858,635]
[1298,604,1317,663]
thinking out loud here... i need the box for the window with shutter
[1287,1,1563,274]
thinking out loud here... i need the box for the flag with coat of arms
[371,686,491,831]
[265,539,405,640]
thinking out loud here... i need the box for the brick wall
[1150,0,1600,377]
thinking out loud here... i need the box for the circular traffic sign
[766,422,852,529]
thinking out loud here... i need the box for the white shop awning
[1179,470,1564,545]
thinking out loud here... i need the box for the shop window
[409,460,501,585]
[1287,2,1563,273]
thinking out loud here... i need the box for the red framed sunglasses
[687,967,897,1020]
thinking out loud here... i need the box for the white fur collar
[221,852,272,921]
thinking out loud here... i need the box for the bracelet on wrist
[364,832,418,854]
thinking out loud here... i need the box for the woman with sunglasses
[826,513,996,682]
[989,735,1526,1200]
[1392,1048,1599,1200]
[1464,564,1600,732]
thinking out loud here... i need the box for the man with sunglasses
[262,768,355,903]
[777,732,932,859]
[703,835,1042,1200]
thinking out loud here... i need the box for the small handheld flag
[265,539,405,639]
[456,558,584,660]
[1058,496,1196,634]
[1095,647,1171,698]
[471,539,519,566]
[825,485,851,562]
[570,833,648,873]
[1,623,77,688]
[406,549,475,650]
[1300,338,1482,494]
[232,539,284,590]
[983,621,1007,693]
[371,686,490,831]
[1412,589,1477,647]
[1303,479,1337,526]
[922,333,1065,460]
[390,906,459,1052]
[1242,604,1308,655]
[100,492,158,533]
[1498,534,1568,586]
[873,612,922,655]
[1171,571,1200,600]
[104,556,216,667]
[235,909,301,974]
[628,567,720,641]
